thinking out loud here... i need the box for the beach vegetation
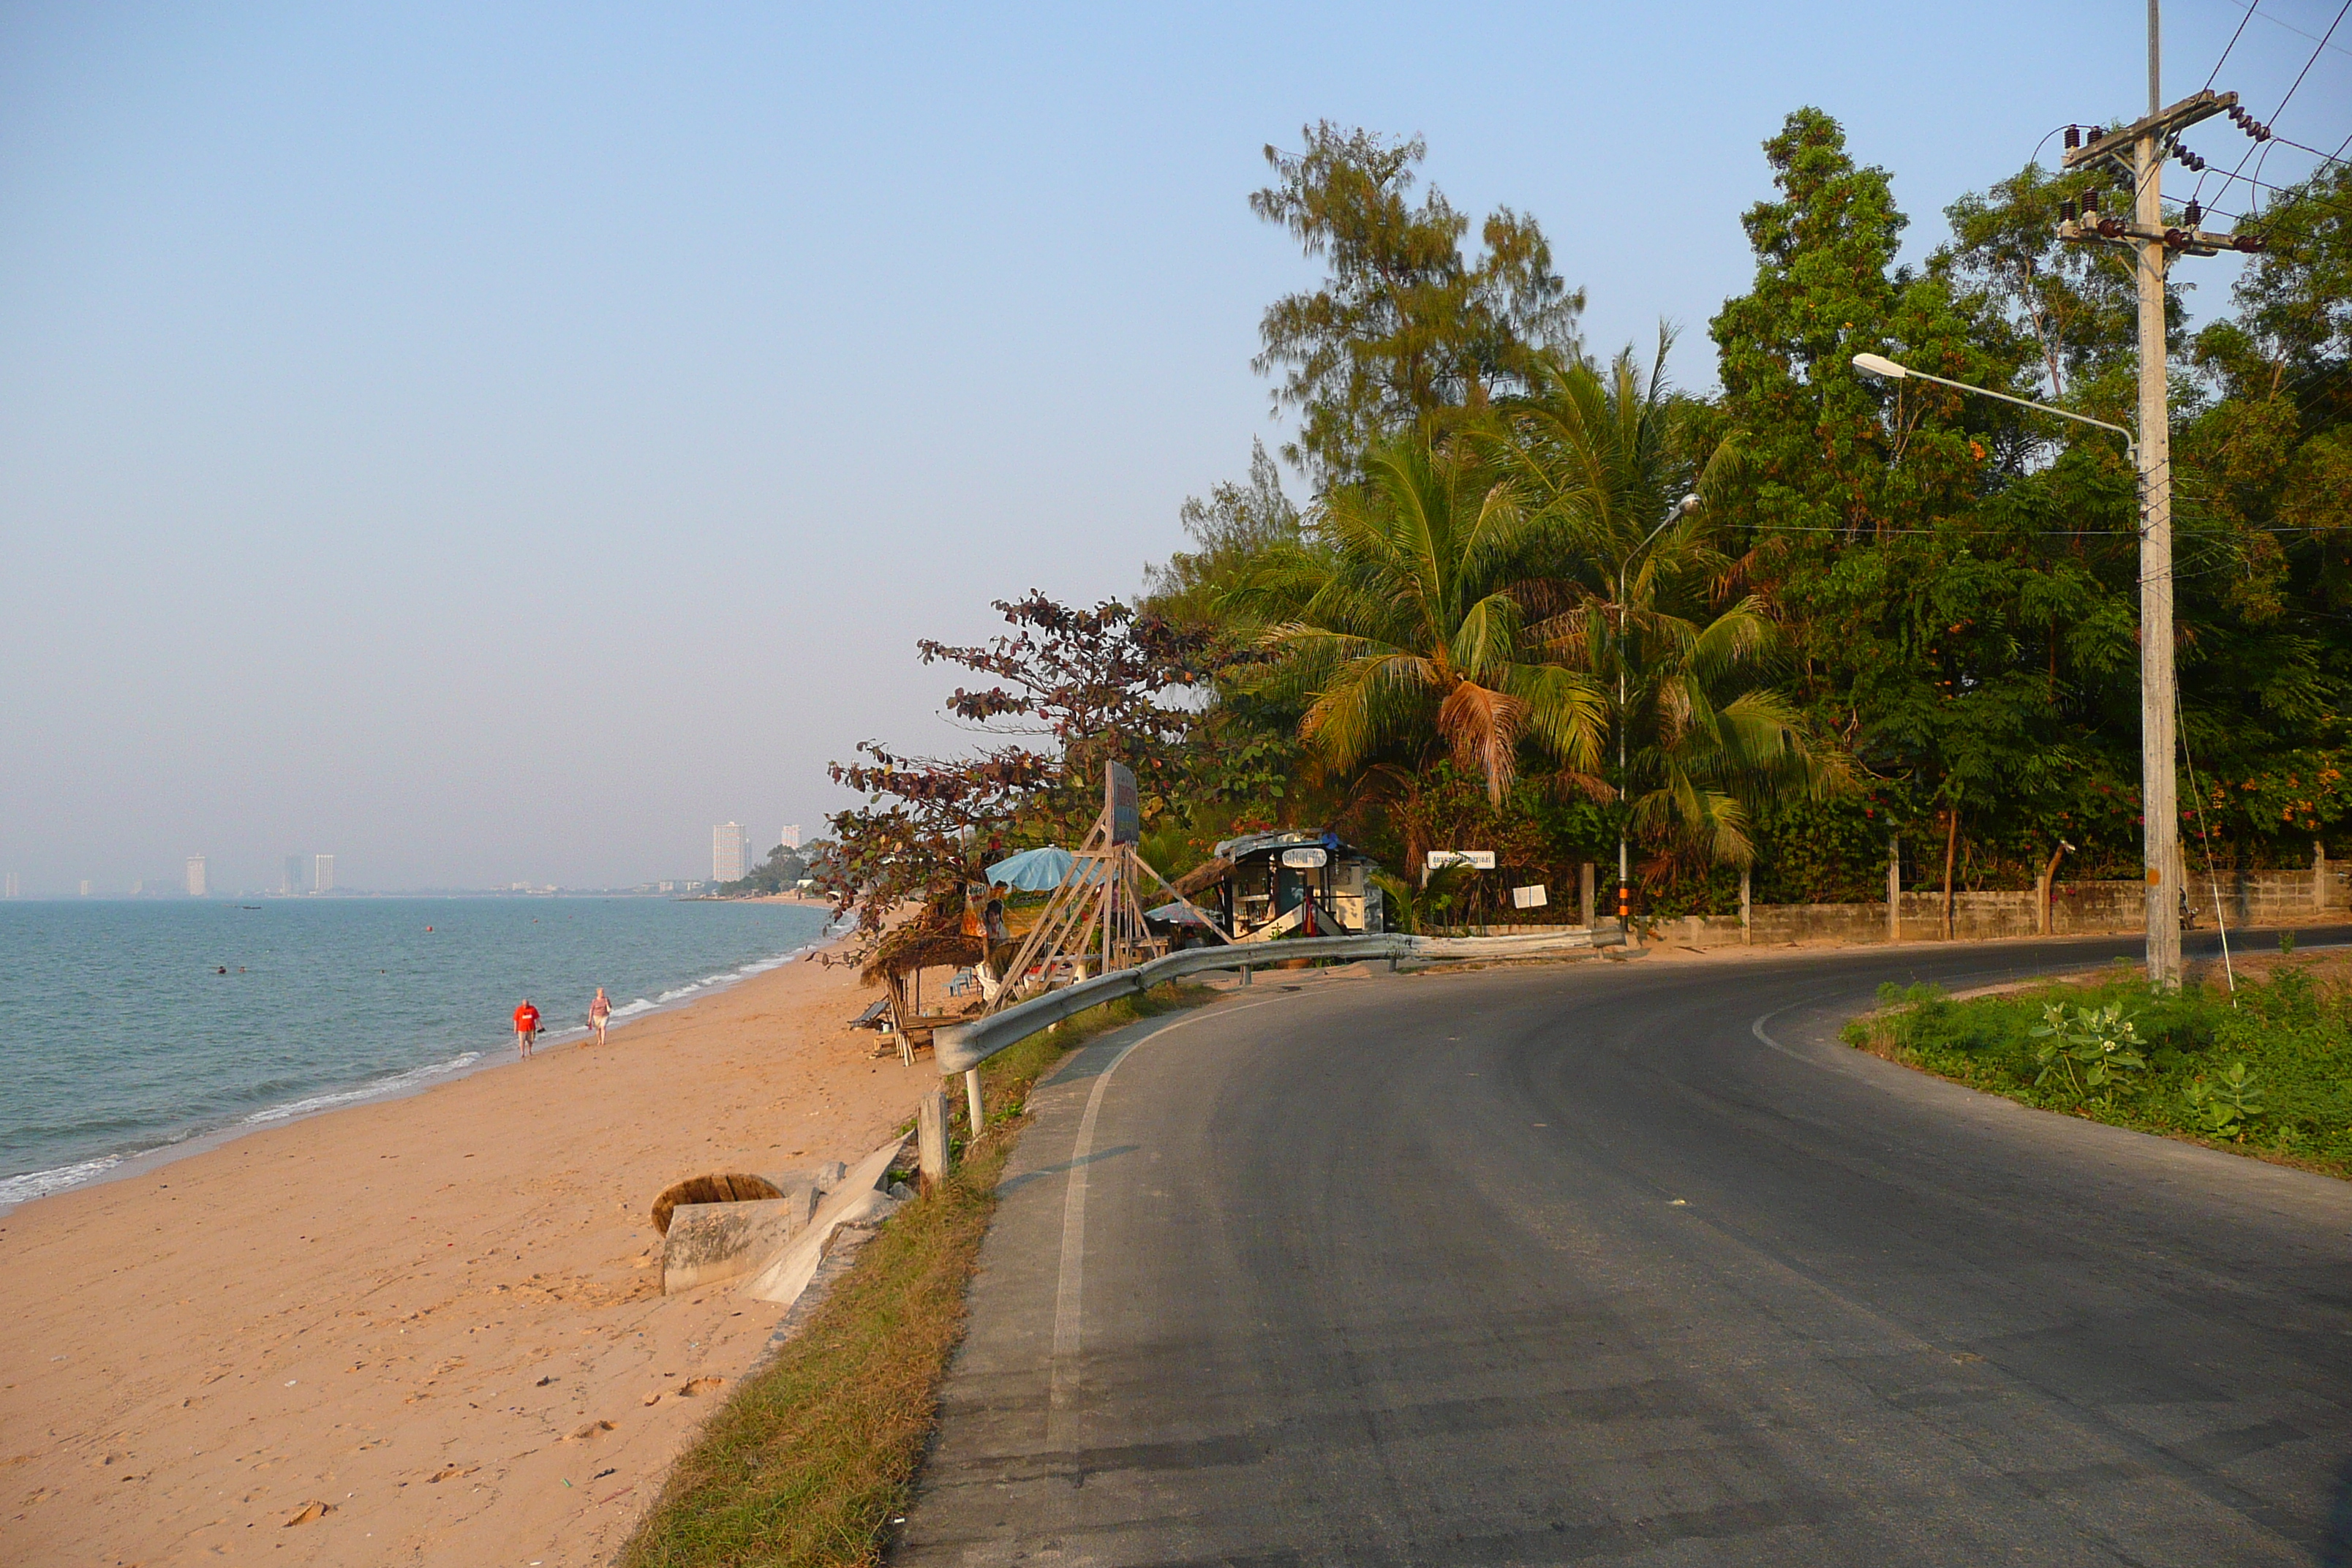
[1844,960,2352,1176]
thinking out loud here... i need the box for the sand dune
[0,940,927,1567]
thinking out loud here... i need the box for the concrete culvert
[650,1172,784,1235]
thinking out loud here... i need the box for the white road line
[1046,995,1287,1439]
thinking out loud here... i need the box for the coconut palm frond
[1300,651,1439,773]
[1509,662,1607,773]
[1437,680,1528,804]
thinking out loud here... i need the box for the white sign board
[1279,846,1329,869]
[1512,883,1548,909]
[1425,849,1496,870]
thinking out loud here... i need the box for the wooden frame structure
[982,761,1230,1016]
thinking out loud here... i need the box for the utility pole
[2057,0,2264,987]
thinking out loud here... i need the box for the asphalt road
[893,935,2352,1566]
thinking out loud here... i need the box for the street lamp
[1851,350,2176,986]
[1850,353,2135,460]
[1614,492,1702,932]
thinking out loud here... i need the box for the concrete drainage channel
[650,1139,917,1308]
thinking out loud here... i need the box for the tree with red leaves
[817,594,1215,968]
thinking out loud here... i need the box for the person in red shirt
[513,999,542,1059]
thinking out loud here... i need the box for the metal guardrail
[932,927,1620,1074]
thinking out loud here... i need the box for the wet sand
[0,942,927,1567]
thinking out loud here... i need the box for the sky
[2,1,2345,893]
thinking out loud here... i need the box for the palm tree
[1222,438,1608,849]
[1487,339,1844,892]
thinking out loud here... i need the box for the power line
[2203,0,2261,92]
[2268,132,2351,170]
[2191,0,2350,214]
[2264,0,2349,141]
[1736,523,2351,538]
[2220,0,2352,61]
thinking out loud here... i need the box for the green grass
[617,981,1212,1568]
[1844,962,2352,1179]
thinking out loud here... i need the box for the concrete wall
[1646,864,2351,950]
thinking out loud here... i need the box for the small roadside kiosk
[1165,829,1387,941]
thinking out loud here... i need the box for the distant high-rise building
[312,853,336,893]
[282,854,306,895]
[78,879,93,897]
[781,823,801,851]
[185,856,208,897]
[3,872,18,900]
[713,822,748,883]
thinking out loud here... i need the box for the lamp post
[1615,492,1702,932]
[1850,354,2135,460]
[1850,351,2174,984]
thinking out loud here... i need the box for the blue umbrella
[985,846,1105,892]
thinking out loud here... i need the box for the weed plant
[1844,964,2352,1177]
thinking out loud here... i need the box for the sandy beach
[0,941,927,1567]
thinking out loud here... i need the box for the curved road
[894,937,2352,1566]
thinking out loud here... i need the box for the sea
[0,896,835,1211]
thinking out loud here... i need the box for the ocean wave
[240,1051,482,1126]
[0,1153,135,1210]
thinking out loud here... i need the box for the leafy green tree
[1252,122,1583,483]
[2196,162,2352,396]
[1932,162,2147,433]
[720,843,810,897]
[2167,162,2352,859]
[1142,439,1301,626]
[1708,108,1999,543]
[1708,110,2130,897]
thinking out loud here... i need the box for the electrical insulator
[2058,199,2077,222]
[2081,189,2099,215]
[2183,200,2202,227]
[2064,126,2081,150]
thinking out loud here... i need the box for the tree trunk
[1941,807,1961,941]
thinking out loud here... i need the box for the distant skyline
[4,2,2342,888]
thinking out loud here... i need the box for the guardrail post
[1239,962,1252,987]
[963,1067,984,1137]
[917,1089,951,1190]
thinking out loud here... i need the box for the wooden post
[1941,808,1960,941]
[1739,866,1752,946]
[2036,867,2052,936]
[1888,835,1901,943]
[916,1089,950,1190]
[2318,840,2328,915]
[1579,862,1596,928]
